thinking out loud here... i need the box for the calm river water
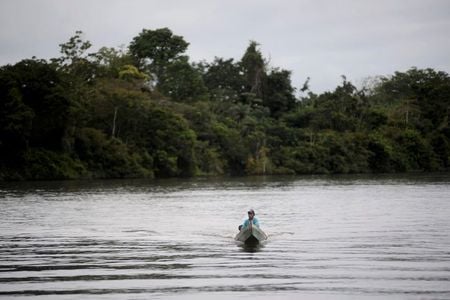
[1,174,449,299]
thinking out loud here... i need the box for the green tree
[377,68,450,131]
[74,128,152,178]
[211,122,247,175]
[158,56,208,101]
[95,46,132,73]
[201,57,245,102]
[0,59,72,150]
[129,28,189,80]
[142,108,198,177]
[264,68,297,117]
[52,31,99,83]
[241,41,266,99]
[303,78,364,131]
[0,77,34,164]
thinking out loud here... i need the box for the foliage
[157,57,208,102]
[74,128,152,178]
[200,57,245,102]
[264,68,297,117]
[241,41,266,99]
[129,27,189,79]
[0,59,72,153]
[22,148,86,180]
[0,28,449,180]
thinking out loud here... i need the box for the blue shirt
[242,217,260,229]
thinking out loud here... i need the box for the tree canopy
[0,28,448,180]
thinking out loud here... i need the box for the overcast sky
[1,0,449,93]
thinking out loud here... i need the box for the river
[0,174,449,299]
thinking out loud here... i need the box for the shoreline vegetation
[1,28,449,181]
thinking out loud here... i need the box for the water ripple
[1,175,450,298]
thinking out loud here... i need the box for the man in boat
[238,209,260,231]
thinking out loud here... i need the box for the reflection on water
[1,173,450,299]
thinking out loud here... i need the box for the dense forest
[1,28,449,180]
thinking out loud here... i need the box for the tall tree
[157,56,208,102]
[129,28,189,81]
[240,41,266,99]
[264,68,297,117]
[0,59,72,150]
[376,68,450,132]
[201,57,245,102]
[52,31,99,83]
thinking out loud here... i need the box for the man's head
[248,209,255,220]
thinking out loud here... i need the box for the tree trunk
[112,107,118,138]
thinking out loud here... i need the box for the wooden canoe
[235,225,268,246]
